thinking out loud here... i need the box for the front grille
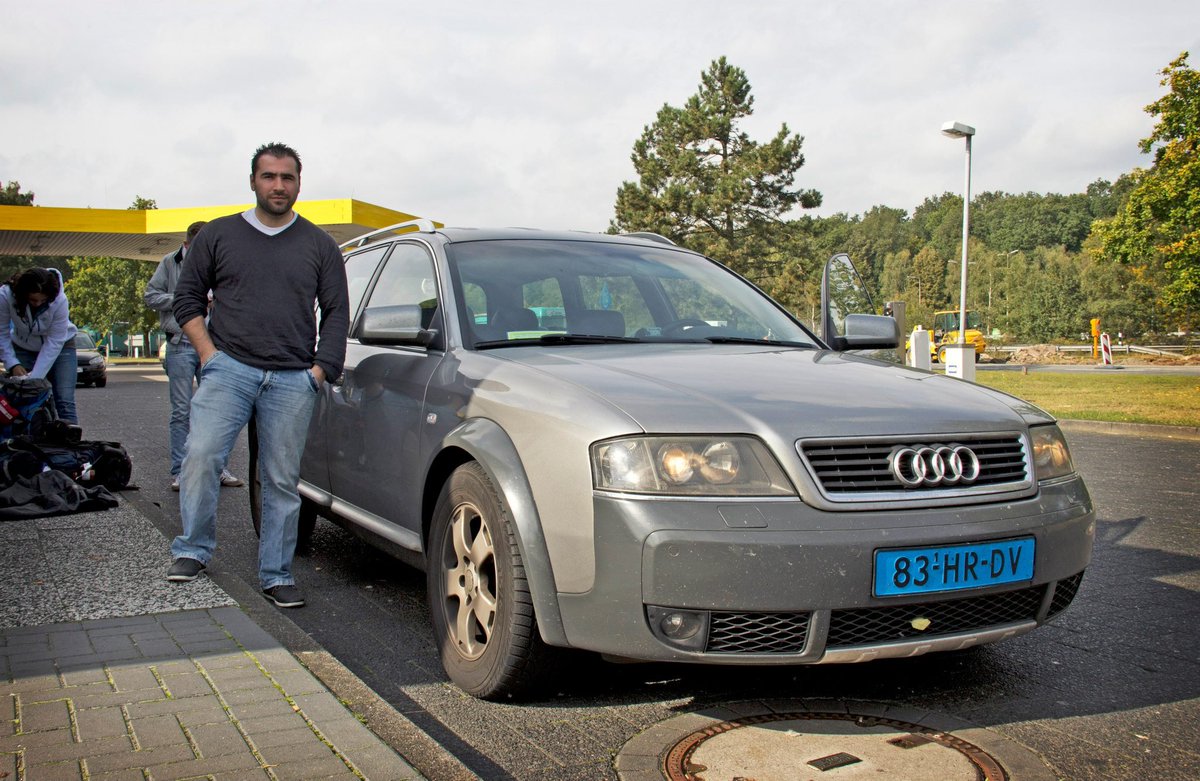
[1047,571,1084,617]
[826,584,1045,647]
[799,433,1030,499]
[706,611,811,654]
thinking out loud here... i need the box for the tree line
[612,54,1198,342]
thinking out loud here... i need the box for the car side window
[366,243,439,326]
[343,245,389,321]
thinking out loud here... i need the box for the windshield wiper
[702,336,815,348]
[474,334,642,350]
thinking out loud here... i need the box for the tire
[248,413,317,554]
[427,462,550,699]
[937,346,949,364]
[94,377,107,388]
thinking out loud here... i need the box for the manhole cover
[661,711,1008,781]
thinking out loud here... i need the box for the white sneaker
[220,470,245,488]
[171,475,180,491]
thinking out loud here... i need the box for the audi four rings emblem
[890,445,982,487]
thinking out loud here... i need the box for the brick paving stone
[242,713,311,736]
[346,745,426,781]
[188,720,250,757]
[20,698,73,733]
[270,669,326,696]
[303,717,382,751]
[208,666,275,691]
[199,653,257,671]
[75,705,130,740]
[289,693,363,724]
[133,641,187,659]
[222,688,296,711]
[7,732,131,761]
[245,725,317,750]
[129,712,188,748]
[23,759,85,781]
[60,665,111,687]
[90,768,151,781]
[72,687,170,710]
[159,670,214,699]
[179,638,244,656]
[109,665,162,693]
[125,695,226,721]
[269,752,358,780]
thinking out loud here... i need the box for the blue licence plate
[873,538,1035,597]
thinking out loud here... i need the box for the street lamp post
[941,120,975,380]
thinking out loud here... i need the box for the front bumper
[553,476,1094,663]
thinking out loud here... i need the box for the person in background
[143,221,244,491]
[0,267,80,423]
[166,142,349,609]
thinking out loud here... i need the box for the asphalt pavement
[3,363,1198,781]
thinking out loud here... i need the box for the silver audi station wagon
[261,223,1094,699]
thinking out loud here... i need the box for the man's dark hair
[251,142,302,176]
[185,221,207,243]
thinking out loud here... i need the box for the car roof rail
[621,231,676,246]
[340,219,437,250]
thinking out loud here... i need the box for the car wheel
[94,377,107,388]
[937,346,949,364]
[248,413,317,554]
[427,461,549,699]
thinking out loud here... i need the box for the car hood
[489,344,1052,437]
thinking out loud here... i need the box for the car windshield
[447,239,818,349]
[74,333,96,349]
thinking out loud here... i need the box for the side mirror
[357,304,438,347]
[820,253,898,351]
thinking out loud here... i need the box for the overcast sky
[3,1,1197,232]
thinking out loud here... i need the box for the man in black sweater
[166,142,349,608]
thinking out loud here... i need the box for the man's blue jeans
[163,340,201,477]
[170,351,319,590]
[14,345,78,423]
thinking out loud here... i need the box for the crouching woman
[0,267,80,423]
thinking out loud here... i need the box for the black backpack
[0,436,133,491]
[0,377,54,439]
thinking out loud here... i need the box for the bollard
[908,327,932,371]
[1099,332,1113,366]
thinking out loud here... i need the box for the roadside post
[1100,332,1113,366]
[1091,317,1101,359]
[908,327,932,370]
[885,300,906,364]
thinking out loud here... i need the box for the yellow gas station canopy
[0,199,439,262]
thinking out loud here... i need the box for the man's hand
[10,365,28,378]
[310,365,326,385]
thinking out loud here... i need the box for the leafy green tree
[973,191,1095,253]
[1095,51,1200,328]
[612,56,821,284]
[1,180,35,206]
[64,256,158,340]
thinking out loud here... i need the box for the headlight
[1030,425,1075,481]
[88,356,105,366]
[592,436,794,496]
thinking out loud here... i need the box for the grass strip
[974,372,1199,428]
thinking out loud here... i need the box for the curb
[1058,418,1200,442]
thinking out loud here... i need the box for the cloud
[1,0,1196,228]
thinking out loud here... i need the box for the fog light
[646,605,709,651]
[660,611,702,640]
